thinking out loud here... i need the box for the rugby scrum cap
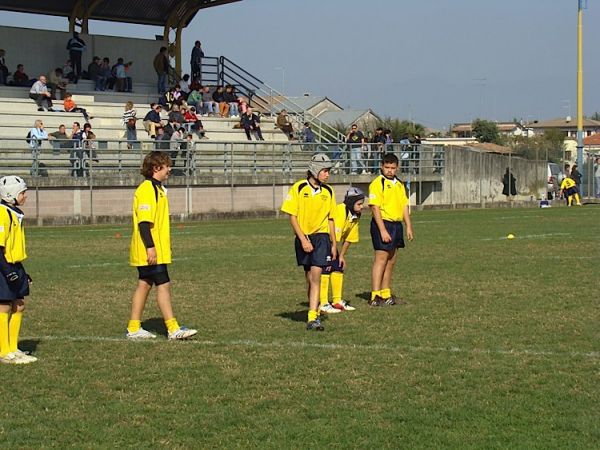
[344,186,365,211]
[0,175,27,204]
[308,153,333,178]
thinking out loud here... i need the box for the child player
[319,187,365,313]
[126,151,198,340]
[368,153,414,306]
[0,176,37,364]
[281,154,337,331]
[560,175,582,206]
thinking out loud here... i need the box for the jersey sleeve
[134,182,157,224]
[280,184,298,216]
[0,209,9,247]
[345,221,360,243]
[328,187,336,219]
[368,178,383,207]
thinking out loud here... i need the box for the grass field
[1,206,599,448]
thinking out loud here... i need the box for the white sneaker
[15,349,38,363]
[332,300,356,311]
[168,326,198,340]
[0,352,30,364]
[126,328,157,340]
[319,303,341,314]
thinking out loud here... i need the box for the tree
[507,129,564,162]
[471,119,500,144]
[376,117,426,142]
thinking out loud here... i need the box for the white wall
[0,25,166,85]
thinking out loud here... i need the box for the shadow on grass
[355,291,371,302]
[142,318,167,337]
[19,339,39,354]
[276,310,307,323]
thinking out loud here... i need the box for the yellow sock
[371,290,381,301]
[380,288,391,299]
[320,274,330,306]
[331,272,344,303]
[127,320,141,333]
[575,193,581,204]
[308,310,318,322]
[0,312,9,357]
[568,195,573,206]
[8,311,22,353]
[165,318,180,334]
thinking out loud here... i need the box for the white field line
[481,233,571,241]
[22,335,600,359]
[67,256,193,268]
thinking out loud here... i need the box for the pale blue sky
[1,0,598,130]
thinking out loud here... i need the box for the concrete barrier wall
[0,25,165,85]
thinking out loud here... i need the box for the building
[526,117,600,138]
[451,122,528,138]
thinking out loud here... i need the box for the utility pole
[576,0,586,171]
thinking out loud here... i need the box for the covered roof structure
[0,0,241,27]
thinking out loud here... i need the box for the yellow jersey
[281,179,336,235]
[332,203,360,243]
[368,175,409,222]
[560,177,576,190]
[129,179,172,266]
[0,204,26,263]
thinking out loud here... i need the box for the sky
[1,0,598,131]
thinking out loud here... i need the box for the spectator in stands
[48,68,68,100]
[168,104,184,126]
[276,109,294,140]
[201,85,217,116]
[154,47,169,94]
[224,85,239,117]
[62,60,76,83]
[63,92,92,122]
[82,122,98,164]
[101,57,115,90]
[143,103,163,138]
[69,121,84,178]
[66,31,86,81]
[179,74,191,96]
[12,64,30,87]
[190,41,204,83]
[372,127,386,171]
[346,123,367,174]
[114,58,133,92]
[400,134,411,173]
[154,126,170,150]
[29,75,53,111]
[241,107,264,141]
[213,86,229,118]
[122,101,137,149]
[48,124,70,152]
[87,56,101,85]
[94,58,110,91]
[301,122,315,151]
[187,86,202,109]
[183,106,206,139]
[238,96,248,115]
[172,85,184,106]
[27,119,48,175]
[0,49,7,85]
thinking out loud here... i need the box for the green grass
[1,207,599,449]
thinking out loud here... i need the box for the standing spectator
[153,47,169,94]
[400,134,411,173]
[0,49,8,85]
[302,122,315,151]
[29,75,53,111]
[69,121,84,177]
[411,134,422,174]
[28,119,48,175]
[241,107,264,141]
[201,85,217,116]
[143,103,163,138]
[87,56,100,84]
[346,123,367,174]
[114,58,133,92]
[66,31,86,80]
[276,109,294,140]
[82,122,98,169]
[48,68,68,100]
[123,101,137,149]
[63,92,91,122]
[372,127,386,172]
[594,157,600,198]
[12,65,29,87]
[95,58,111,91]
[190,41,204,83]
[570,164,582,194]
[502,168,517,198]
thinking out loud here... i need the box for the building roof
[318,109,379,127]
[0,0,241,27]
[583,133,600,146]
[451,122,521,133]
[526,118,600,129]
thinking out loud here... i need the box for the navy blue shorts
[323,258,344,275]
[371,218,405,251]
[137,264,170,286]
[295,233,332,270]
[0,262,29,302]
[564,187,578,197]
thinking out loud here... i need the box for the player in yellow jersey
[560,176,582,206]
[0,176,37,364]
[281,154,337,331]
[126,151,197,340]
[368,153,414,306]
[319,187,365,313]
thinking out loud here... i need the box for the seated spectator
[143,103,163,138]
[28,119,48,151]
[29,75,53,111]
[168,104,184,127]
[224,85,239,117]
[63,92,92,122]
[48,67,68,100]
[172,85,184,105]
[179,74,191,96]
[96,57,111,91]
[241,107,264,141]
[122,101,137,149]
[0,49,7,85]
[13,64,30,87]
[201,85,217,116]
[48,124,71,151]
[276,109,294,140]
[88,56,101,86]
[154,126,170,150]
[212,86,229,118]
[114,58,133,92]
[63,60,76,83]
[238,97,248,115]
[183,106,206,138]
[187,86,202,109]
